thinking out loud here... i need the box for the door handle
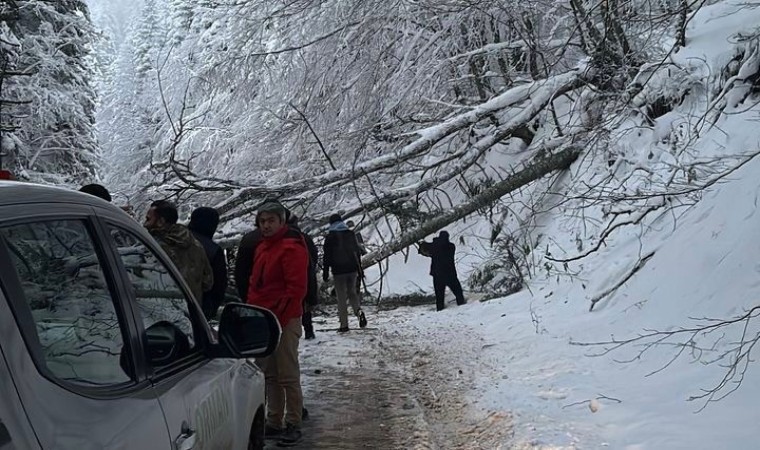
[174,421,197,450]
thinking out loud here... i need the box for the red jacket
[247,225,308,327]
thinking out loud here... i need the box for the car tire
[248,408,266,450]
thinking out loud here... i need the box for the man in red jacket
[247,202,308,447]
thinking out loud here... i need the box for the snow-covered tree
[96,0,721,262]
[2,0,99,183]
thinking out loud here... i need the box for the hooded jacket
[189,210,228,319]
[289,223,319,307]
[150,223,213,302]
[323,220,362,277]
[246,225,308,326]
[235,229,262,300]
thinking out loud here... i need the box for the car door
[100,217,262,450]
[0,204,171,449]
[0,325,40,450]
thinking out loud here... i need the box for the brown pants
[334,272,362,329]
[256,317,303,428]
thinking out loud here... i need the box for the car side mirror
[217,303,281,358]
[145,320,191,366]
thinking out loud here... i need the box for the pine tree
[3,0,99,182]
[0,1,26,172]
[168,0,193,45]
[133,0,166,79]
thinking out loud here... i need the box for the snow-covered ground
[357,173,760,447]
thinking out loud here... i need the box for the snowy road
[269,301,516,449]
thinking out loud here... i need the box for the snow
[315,1,760,447]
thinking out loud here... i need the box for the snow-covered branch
[361,145,583,268]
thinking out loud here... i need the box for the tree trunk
[675,0,688,49]
[360,146,583,268]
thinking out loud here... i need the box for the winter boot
[265,425,283,440]
[276,424,302,447]
[358,310,367,328]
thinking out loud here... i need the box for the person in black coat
[188,207,228,320]
[323,213,367,332]
[288,215,319,340]
[419,230,466,311]
[234,228,262,301]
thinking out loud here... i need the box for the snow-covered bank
[355,2,760,447]
[362,153,760,447]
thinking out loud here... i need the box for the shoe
[337,327,349,333]
[304,330,315,340]
[265,425,283,440]
[358,310,367,328]
[276,424,302,447]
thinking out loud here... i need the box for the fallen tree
[360,145,583,268]
[215,67,590,220]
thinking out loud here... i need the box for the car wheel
[248,408,266,450]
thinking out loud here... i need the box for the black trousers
[302,309,314,335]
[202,297,221,321]
[433,275,466,311]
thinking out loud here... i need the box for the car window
[108,226,200,368]
[0,220,131,386]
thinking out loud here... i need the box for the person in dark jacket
[346,220,367,255]
[188,207,228,321]
[234,228,261,300]
[419,230,466,311]
[79,183,112,202]
[323,213,367,332]
[144,200,213,302]
[288,214,319,340]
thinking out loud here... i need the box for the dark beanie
[79,184,112,202]
[189,207,220,238]
[329,213,342,224]
[439,230,450,240]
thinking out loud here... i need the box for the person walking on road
[246,201,308,447]
[419,230,466,311]
[323,213,367,332]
